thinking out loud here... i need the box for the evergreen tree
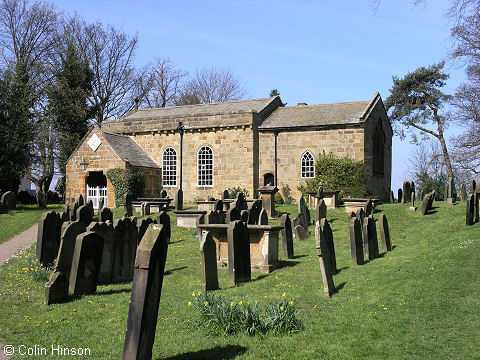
[49,42,96,183]
[269,89,280,97]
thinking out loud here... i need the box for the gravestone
[141,202,151,216]
[123,193,133,217]
[45,221,87,305]
[397,189,403,204]
[87,200,94,216]
[420,190,425,201]
[258,209,268,225]
[315,221,335,297]
[214,199,223,211]
[365,199,373,216]
[409,191,416,211]
[280,214,294,259]
[401,181,410,203]
[200,231,218,292]
[349,218,364,265]
[206,210,225,224]
[36,211,62,266]
[460,184,467,202]
[138,218,156,245]
[466,194,474,226]
[122,224,168,360]
[226,207,241,223]
[99,207,113,223]
[247,200,262,225]
[474,192,479,223]
[446,177,457,205]
[76,194,84,207]
[390,191,395,203]
[240,210,249,223]
[70,201,79,221]
[87,222,116,284]
[347,211,356,224]
[363,216,379,261]
[233,192,248,211]
[470,179,477,195]
[77,205,93,227]
[175,188,183,210]
[68,231,104,296]
[315,199,327,224]
[221,190,230,200]
[112,217,139,283]
[293,213,308,240]
[99,197,104,210]
[227,220,251,285]
[421,193,432,215]
[316,185,324,199]
[156,211,171,244]
[160,189,167,198]
[63,205,70,220]
[298,196,311,226]
[320,218,337,275]
[1,191,16,210]
[410,181,415,199]
[379,214,392,252]
[355,208,365,226]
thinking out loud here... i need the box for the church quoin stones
[65,93,392,208]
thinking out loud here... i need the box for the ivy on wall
[106,168,146,206]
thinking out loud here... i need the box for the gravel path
[0,223,38,267]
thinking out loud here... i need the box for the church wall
[258,127,365,200]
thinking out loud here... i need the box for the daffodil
[282,292,287,297]
[204,301,208,306]
[280,306,284,311]
[238,301,243,306]
[230,302,235,307]
[187,301,192,307]
[290,301,294,307]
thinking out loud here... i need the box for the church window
[162,147,177,187]
[197,146,213,186]
[301,150,315,178]
[373,119,385,175]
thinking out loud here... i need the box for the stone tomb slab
[174,210,206,228]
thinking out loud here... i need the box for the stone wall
[132,166,163,198]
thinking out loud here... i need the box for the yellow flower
[187,301,192,307]
[204,301,208,307]
[290,301,294,307]
[238,301,243,306]
[313,304,318,309]
[197,292,201,296]
[230,302,235,307]
[192,292,196,297]
[88,300,93,304]
[280,306,284,311]
[282,292,287,297]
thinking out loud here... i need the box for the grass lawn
[0,200,479,359]
[0,205,63,245]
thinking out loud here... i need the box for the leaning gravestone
[315,220,335,297]
[280,214,294,259]
[68,231,104,296]
[87,222,116,284]
[320,218,337,275]
[76,205,93,227]
[421,193,432,215]
[124,193,133,217]
[258,209,268,225]
[138,218,156,245]
[226,207,241,223]
[122,224,168,360]
[379,214,392,252]
[175,188,183,211]
[200,231,219,292]
[1,191,16,210]
[466,194,474,226]
[363,216,379,261]
[99,207,113,223]
[349,218,364,265]
[112,217,138,283]
[44,221,87,305]
[315,199,327,224]
[36,211,61,266]
[156,211,171,244]
[227,220,251,285]
[298,196,311,226]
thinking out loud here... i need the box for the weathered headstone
[175,188,183,210]
[221,189,230,200]
[315,221,335,297]
[355,208,365,226]
[112,217,138,283]
[466,194,474,226]
[446,177,457,205]
[76,205,93,227]
[470,179,477,195]
[349,218,363,265]
[138,218,156,245]
[258,209,268,225]
[316,185,324,199]
[160,189,167,198]
[240,210,249,223]
[460,184,467,202]
[1,191,16,210]
[99,207,113,223]
[315,199,327,224]
[320,218,337,275]
[347,211,356,224]
[280,214,294,259]
[87,222,116,284]
[378,214,392,252]
[390,191,395,203]
[227,220,251,285]
[206,210,225,224]
[233,192,248,211]
[409,191,416,211]
[365,199,373,216]
[298,196,311,226]
[226,207,241,223]
[214,199,223,211]
[99,197,104,210]
[44,221,87,305]
[124,193,133,217]
[122,224,168,360]
[293,213,308,240]
[156,211,171,244]
[70,201,79,221]
[474,192,479,223]
[68,231,104,296]
[76,194,84,207]
[363,216,379,261]
[247,199,262,225]
[397,188,402,204]
[200,231,218,292]
[87,200,94,216]
[36,211,62,266]
[401,181,410,203]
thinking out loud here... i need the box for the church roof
[101,131,160,168]
[259,94,379,130]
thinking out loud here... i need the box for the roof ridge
[283,100,371,108]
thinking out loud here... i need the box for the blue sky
[52,0,463,191]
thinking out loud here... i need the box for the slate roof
[259,95,377,130]
[102,131,160,168]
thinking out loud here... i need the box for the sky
[49,0,464,192]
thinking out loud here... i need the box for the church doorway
[86,171,107,209]
[263,173,274,186]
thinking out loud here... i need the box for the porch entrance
[86,171,107,209]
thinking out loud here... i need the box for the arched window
[197,146,213,186]
[373,119,385,175]
[301,150,315,178]
[162,147,177,187]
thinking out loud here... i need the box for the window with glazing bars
[162,147,177,187]
[301,150,315,178]
[197,146,213,186]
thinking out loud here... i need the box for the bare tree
[175,66,247,105]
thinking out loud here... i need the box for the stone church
[65,93,392,208]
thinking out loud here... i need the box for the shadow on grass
[96,288,131,296]
[292,254,307,260]
[169,239,185,244]
[277,260,300,269]
[335,266,349,274]
[251,274,268,282]
[164,266,187,276]
[335,282,346,293]
[157,345,247,360]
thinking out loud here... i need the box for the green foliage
[227,186,249,199]
[281,184,294,204]
[49,42,96,178]
[297,152,369,198]
[415,171,448,200]
[269,89,280,97]
[274,192,284,204]
[21,253,53,281]
[106,168,146,206]
[191,293,302,336]
[0,61,34,192]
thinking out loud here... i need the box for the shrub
[281,184,294,204]
[274,192,284,204]
[297,151,369,198]
[228,186,249,199]
[106,168,146,206]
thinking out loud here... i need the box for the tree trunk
[435,115,454,179]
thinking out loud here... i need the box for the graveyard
[0,198,479,359]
